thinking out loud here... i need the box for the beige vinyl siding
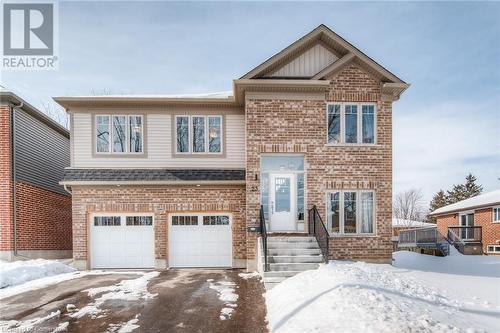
[266,43,338,78]
[72,113,245,168]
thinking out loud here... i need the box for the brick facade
[0,106,13,252]
[70,185,246,268]
[15,181,72,251]
[245,64,393,262]
[436,208,500,254]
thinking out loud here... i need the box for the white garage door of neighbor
[169,213,232,268]
[91,214,154,269]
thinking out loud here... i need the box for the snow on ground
[208,278,239,320]
[107,316,140,333]
[0,310,61,332]
[0,259,75,289]
[238,272,260,280]
[0,268,145,300]
[266,250,500,333]
[71,272,159,319]
[0,272,158,332]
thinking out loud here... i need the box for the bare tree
[393,189,425,227]
[41,101,69,129]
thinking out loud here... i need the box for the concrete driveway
[0,269,268,333]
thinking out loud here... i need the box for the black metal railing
[308,205,329,263]
[260,205,269,272]
[448,226,482,243]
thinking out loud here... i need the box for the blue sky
[1,1,499,206]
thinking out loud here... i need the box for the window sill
[172,153,226,158]
[325,143,381,148]
[328,233,378,238]
[94,153,147,158]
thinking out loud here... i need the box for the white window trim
[174,115,223,155]
[325,102,377,145]
[325,190,376,236]
[168,212,232,225]
[493,206,500,223]
[95,114,144,155]
[91,212,154,226]
[487,245,500,254]
[128,114,145,154]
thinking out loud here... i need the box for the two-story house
[55,25,409,274]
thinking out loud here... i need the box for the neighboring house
[54,24,409,271]
[429,190,500,255]
[0,90,72,260]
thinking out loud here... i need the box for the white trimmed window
[95,115,143,154]
[487,245,500,254]
[327,103,376,144]
[326,190,374,234]
[175,115,222,154]
[493,207,500,223]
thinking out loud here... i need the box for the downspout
[10,100,30,259]
[63,184,72,195]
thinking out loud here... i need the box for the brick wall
[0,105,13,251]
[436,208,500,254]
[436,214,457,239]
[15,181,72,251]
[245,64,394,261]
[476,208,500,253]
[70,185,246,264]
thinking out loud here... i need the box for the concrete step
[262,270,302,278]
[269,262,320,271]
[268,248,322,256]
[267,242,320,249]
[264,282,280,290]
[268,255,324,263]
[268,236,316,243]
[263,276,288,284]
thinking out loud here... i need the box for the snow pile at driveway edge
[0,259,75,289]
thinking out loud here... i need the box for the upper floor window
[493,207,500,223]
[326,190,374,235]
[327,103,376,144]
[96,115,143,154]
[175,115,222,154]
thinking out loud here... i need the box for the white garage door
[169,213,232,268]
[91,214,154,269]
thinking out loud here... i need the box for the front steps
[262,236,323,290]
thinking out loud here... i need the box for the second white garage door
[169,213,232,268]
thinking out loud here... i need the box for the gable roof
[429,190,500,216]
[240,24,407,85]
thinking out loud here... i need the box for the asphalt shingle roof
[62,169,246,182]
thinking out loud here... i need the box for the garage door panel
[91,215,154,269]
[169,214,232,268]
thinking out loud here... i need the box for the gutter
[59,180,246,186]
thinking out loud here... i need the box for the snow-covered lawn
[266,249,500,333]
[0,259,75,289]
